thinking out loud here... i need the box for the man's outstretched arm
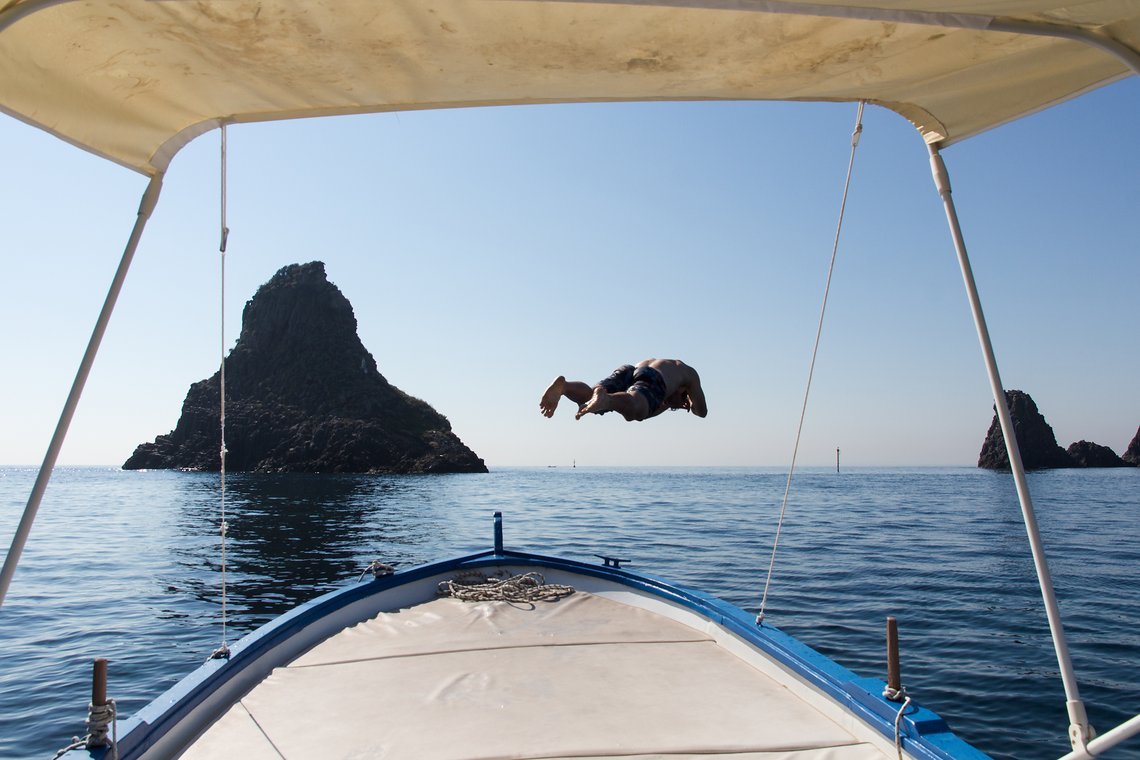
[687,376,708,417]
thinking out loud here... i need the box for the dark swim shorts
[598,365,636,394]
[595,364,667,415]
[630,365,667,413]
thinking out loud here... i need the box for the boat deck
[182,583,898,759]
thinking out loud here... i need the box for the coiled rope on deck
[758,101,866,625]
[438,571,574,603]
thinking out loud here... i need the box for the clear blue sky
[2,79,1137,468]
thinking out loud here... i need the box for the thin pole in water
[836,447,840,473]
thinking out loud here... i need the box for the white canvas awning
[1,1,1137,174]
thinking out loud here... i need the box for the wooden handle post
[92,658,108,707]
[886,617,902,698]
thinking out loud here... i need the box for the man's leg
[540,376,594,417]
[576,388,650,421]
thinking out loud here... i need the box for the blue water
[1,466,1137,759]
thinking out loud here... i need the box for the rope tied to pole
[757,101,866,624]
[359,560,396,582]
[438,571,574,604]
[51,699,118,760]
[86,699,117,753]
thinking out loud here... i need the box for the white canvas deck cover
[182,591,898,759]
[1,0,1137,176]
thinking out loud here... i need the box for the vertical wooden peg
[886,616,903,700]
[92,658,108,707]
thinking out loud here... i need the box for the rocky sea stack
[1066,440,1128,468]
[124,262,487,474]
[1124,427,1140,466]
[978,390,1135,470]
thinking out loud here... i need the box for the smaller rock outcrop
[1066,440,1129,468]
[978,390,1073,470]
[1123,427,1140,466]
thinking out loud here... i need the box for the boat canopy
[1,0,1137,176]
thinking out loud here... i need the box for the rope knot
[359,560,396,582]
[85,699,116,748]
[882,684,907,702]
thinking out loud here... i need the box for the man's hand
[666,393,692,412]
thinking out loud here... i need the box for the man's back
[642,359,707,418]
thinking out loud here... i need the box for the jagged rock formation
[978,390,1074,470]
[1066,440,1129,468]
[124,262,487,474]
[1123,427,1140,466]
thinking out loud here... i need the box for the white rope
[893,694,913,759]
[86,699,118,757]
[358,560,396,582]
[52,699,117,760]
[215,123,231,660]
[51,739,84,759]
[758,101,865,624]
[438,571,574,603]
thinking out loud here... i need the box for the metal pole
[1059,714,1140,760]
[91,658,109,707]
[927,144,1090,752]
[0,173,164,609]
[885,616,902,698]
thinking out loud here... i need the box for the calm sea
[1,466,1137,759]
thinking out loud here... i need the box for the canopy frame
[0,174,165,607]
[1,0,1138,176]
[2,1,1138,755]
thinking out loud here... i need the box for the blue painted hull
[61,530,990,760]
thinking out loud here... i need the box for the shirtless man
[539,359,707,422]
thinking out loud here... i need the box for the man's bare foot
[539,376,566,418]
[575,387,613,419]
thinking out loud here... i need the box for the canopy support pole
[926,144,1092,755]
[0,172,165,609]
[1060,714,1140,760]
